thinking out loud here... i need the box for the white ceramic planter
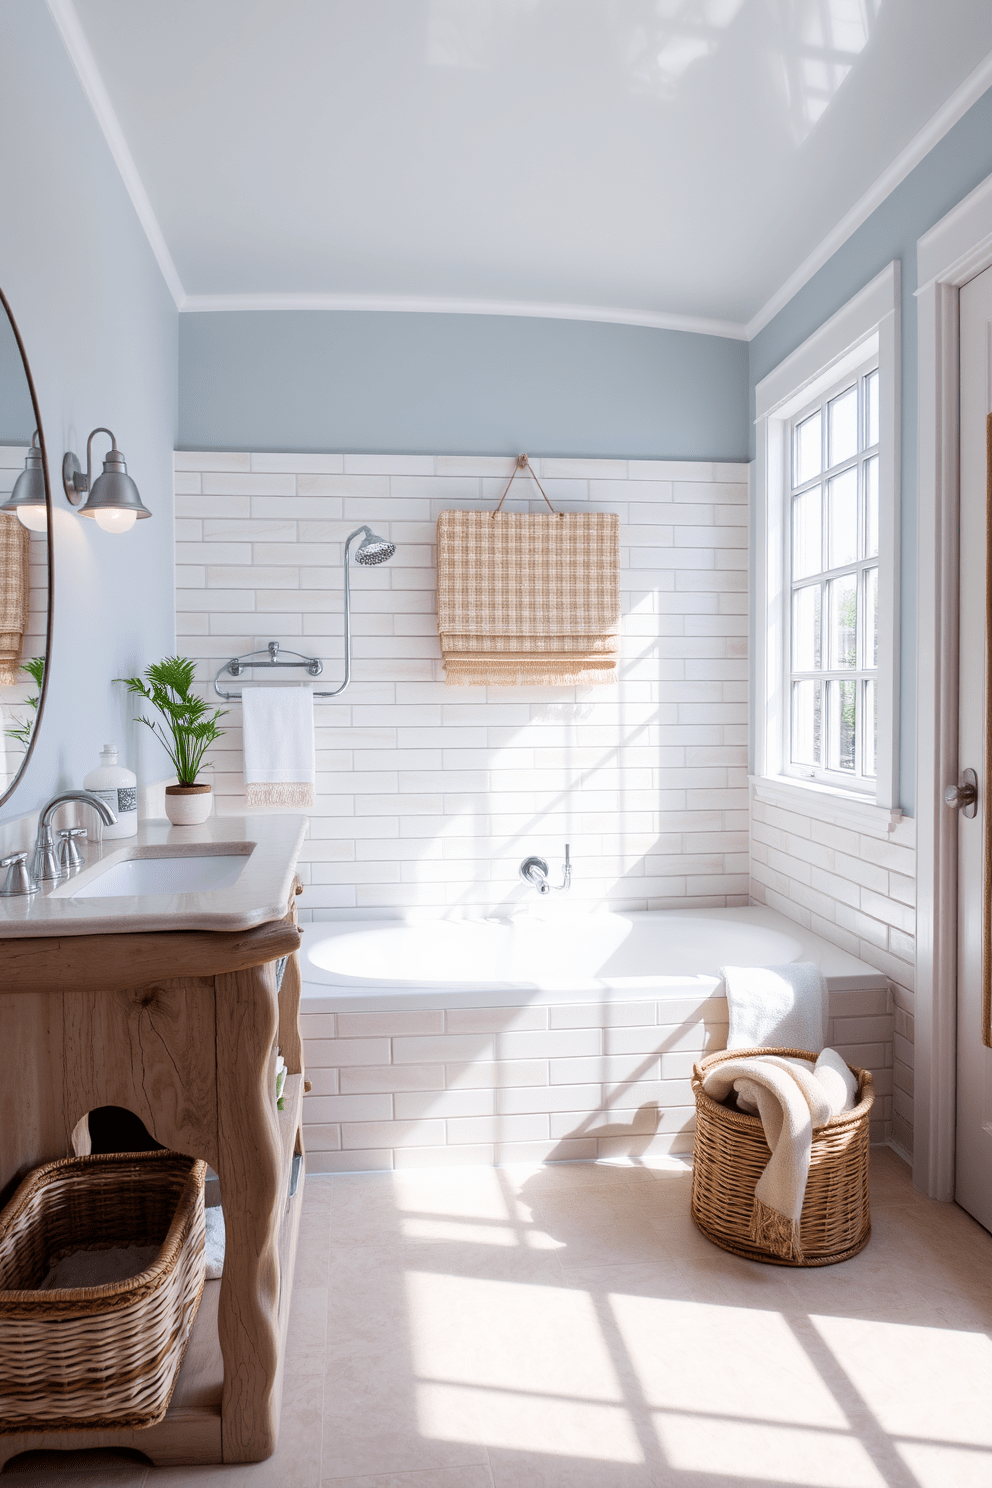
[165,783,213,826]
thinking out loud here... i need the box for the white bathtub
[297,907,891,1170]
[298,905,887,1012]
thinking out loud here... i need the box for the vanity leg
[215,963,282,1463]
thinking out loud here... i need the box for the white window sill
[749,774,906,837]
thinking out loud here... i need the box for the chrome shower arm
[320,526,373,699]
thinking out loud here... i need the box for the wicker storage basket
[690,1047,874,1267]
[0,1150,206,1431]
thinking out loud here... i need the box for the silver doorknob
[945,768,978,818]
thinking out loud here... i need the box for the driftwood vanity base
[0,910,306,1467]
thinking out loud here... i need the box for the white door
[956,262,992,1230]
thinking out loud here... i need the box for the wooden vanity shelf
[0,903,307,1468]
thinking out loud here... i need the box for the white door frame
[915,172,992,1200]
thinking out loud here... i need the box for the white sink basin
[72,853,249,899]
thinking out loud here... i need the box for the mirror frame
[0,285,54,810]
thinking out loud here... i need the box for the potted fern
[119,657,226,825]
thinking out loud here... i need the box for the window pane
[792,584,821,670]
[828,385,858,467]
[795,410,821,487]
[864,454,878,558]
[792,680,821,766]
[866,565,878,667]
[827,467,858,568]
[863,678,877,779]
[866,369,879,447]
[792,487,822,580]
[827,679,856,772]
[829,573,857,668]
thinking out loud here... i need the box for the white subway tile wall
[297,986,890,1171]
[175,452,750,916]
[749,787,914,1153]
[176,450,905,1167]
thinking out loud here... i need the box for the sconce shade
[77,445,151,530]
[0,436,47,531]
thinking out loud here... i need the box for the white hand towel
[702,1049,858,1261]
[204,1204,226,1280]
[722,962,828,1055]
[242,683,315,809]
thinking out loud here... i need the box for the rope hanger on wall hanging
[491,453,561,517]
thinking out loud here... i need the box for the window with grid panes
[788,361,879,789]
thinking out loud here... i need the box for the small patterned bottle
[83,744,138,838]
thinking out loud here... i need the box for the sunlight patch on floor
[897,1439,992,1487]
[811,1315,992,1445]
[406,1271,624,1401]
[417,1381,645,1461]
[655,1413,887,1486]
[610,1294,849,1427]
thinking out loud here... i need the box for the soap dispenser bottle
[84,745,138,838]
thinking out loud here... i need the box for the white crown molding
[916,168,992,291]
[744,48,992,340]
[45,0,186,310]
[179,291,747,339]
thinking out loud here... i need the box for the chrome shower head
[354,528,395,566]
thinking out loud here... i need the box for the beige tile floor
[5,1148,992,1488]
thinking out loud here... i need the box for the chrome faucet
[519,844,572,896]
[30,791,118,886]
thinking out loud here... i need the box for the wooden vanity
[0,820,309,1468]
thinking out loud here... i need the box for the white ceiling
[63,0,992,333]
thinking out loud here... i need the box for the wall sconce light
[62,428,151,533]
[0,432,47,531]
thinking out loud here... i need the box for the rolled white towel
[813,1046,858,1114]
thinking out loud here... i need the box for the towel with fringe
[702,1048,858,1262]
[436,509,620,686]
[242,682,315,808]
[0,512,29,685]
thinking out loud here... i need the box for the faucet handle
[0,851,39,897]
[57,828,87,872]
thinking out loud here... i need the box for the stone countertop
[0,814,307,938]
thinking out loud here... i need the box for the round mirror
[0,289,53,804]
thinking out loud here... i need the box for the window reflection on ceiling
[424,0,879,146]
[624,0,748,95]
[426,0,538,70]
[779,0,880,142]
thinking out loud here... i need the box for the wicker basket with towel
[690,962,874,1266]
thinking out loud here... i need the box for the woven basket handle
[492,454,559,517]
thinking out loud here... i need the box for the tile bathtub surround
[749,783,915,1155]
[299,984,892,1172]
[174,452,750,917]
[10,1150,992,1488]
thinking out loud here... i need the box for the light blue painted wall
[179,310,749,461]
[0,0,178,820]
[749,84,992,817]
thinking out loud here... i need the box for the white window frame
[753,261,901,819]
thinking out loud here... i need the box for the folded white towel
[204,1204,225,1280]
[242,683,315,809]
[722,961,828,1055]
[702,1049,858,1261]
